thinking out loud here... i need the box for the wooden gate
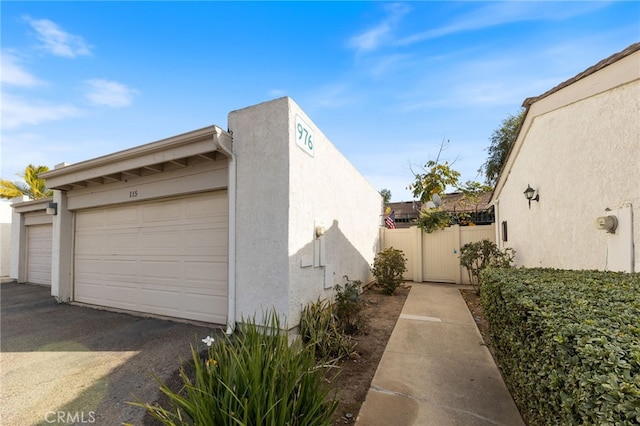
[380,224,495,284]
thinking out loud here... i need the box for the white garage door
[74,191,228,324]
[27,224,52,286]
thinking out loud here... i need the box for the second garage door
[74,191,228,324]
[26,224,52,286]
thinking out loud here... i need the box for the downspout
[213,127,236,335]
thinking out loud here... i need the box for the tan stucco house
[491,42,640,273]
[10,97,382,331]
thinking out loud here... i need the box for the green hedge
[481,268,640,425]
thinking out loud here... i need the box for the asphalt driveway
[1,281,223,425]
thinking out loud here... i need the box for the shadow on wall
[288,219,379,326]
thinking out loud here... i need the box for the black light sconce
[523,184,539,209]
[46,202,58,216]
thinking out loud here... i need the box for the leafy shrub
[131,311,338,425]
[371,247,407,295]
[333,277,365,334]
[459,239,514,294]
[299,297,356,361]
[481,268,640,425]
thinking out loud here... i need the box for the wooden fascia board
[42,125,231,189]
[12,197,53,213]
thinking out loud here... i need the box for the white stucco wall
[230,99,292,324]
[0,202,12,277]
[286,100,382,326]
[495,56,640,272]
[230,97,381,328]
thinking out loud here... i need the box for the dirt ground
[328,284,411,425]
[459,289,495,358]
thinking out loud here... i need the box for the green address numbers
[295,115,314,157]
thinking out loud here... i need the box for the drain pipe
[213,126,236,335]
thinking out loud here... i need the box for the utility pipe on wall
[213,127,236,335]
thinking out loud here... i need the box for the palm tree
[0,164,53,200]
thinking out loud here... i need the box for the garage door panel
[27,224,52,286]
[186,193,226,217]
[75,191,228,324]
[106,206,139,225]
[139,260,181,279]
[141,202,181,222]
[105,232,139,252]
[185,294,227,324]
[103,260,138,280]
[104,285,139,309]
[76,210,103,228]
[74,281,105,302]
[75,232,104,252]
[139,230,181,251]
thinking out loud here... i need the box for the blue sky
[2,1,638,202]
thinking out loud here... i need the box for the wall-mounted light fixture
[315,225,326,238]
[523,184,539,209]
[46,202,58,216]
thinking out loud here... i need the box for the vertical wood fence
[379,224,495,284]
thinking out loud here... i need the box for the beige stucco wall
[230,97,381,328]
[495,69,639,271]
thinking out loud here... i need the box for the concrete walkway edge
[356,282,525,426]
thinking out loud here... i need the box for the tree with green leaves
[380,188,392,205]
[408,140,460,204]
[0,164,53,200]
[409,140,493,233]
[478,109,525,186]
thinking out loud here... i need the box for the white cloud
[84,79,138,108]
[24,16,92,58]
[1,51,45,87]
[397,2,610,46]
[348,3,411,53]
[1,93,82,129]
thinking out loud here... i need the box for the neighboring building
[11,97,382,330]
[0,202,13,277]
[491,43,639,273]
[387,191,494,228]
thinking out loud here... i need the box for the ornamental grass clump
[131,311,338,426]
[299,277,365,361]
[299,297,356,361]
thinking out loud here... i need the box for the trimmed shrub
[481,268,640,425]
[371,247,407,295]
[459,239,514,294]
[131,311,338,425]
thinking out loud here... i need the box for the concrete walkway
[356,282,524,426]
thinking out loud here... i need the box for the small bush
[371,247,407,295]
[481,268,640,425]
[459,239,514,294]
[299,297,356,361]
[131,311,338,425]
[333,276,365,334]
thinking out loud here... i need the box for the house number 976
[295,115,314,157]
[129,190,138,198]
